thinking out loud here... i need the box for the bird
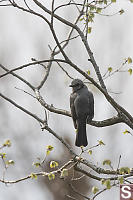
[69,79,94,147]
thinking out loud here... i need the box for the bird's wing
[87,91,94,121]
[70,93,77,129]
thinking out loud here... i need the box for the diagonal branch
[0,92,44,124]
[0,64,34,90]
[0,59,67,79]
[69,183,90,200]
[0,93,129,177]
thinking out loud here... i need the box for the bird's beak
[69,84,73,87]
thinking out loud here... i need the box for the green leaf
[103,159,111,166]
[0,153,6,158]
[30,173,38,180]
[119,9,124,15]
[3,140,11,147]
[88,12,95,22]
[118,176,124,184]
[46,145,54,151]
[130,0,133,3]
[104,179,111,189]
[88,150,92,155]
[88,27,92,34]
[90,6,96,11]
[127,57,132,64]
[108,67,112,72]
[46,145,54,155]
[33,162,40,168]
[111,0,116,2]
[50,161,59,168]
[87,70,91,75]
[60,169,68,178]
[101,179,106,185]
[119,167,130,174]
[98,0,103,4]
[79,18,84,21]
[48,173,55,180]
[92,186,99,194]
[96,7,102,13]
[98,140,105,146]
[104,0,108,4]
[128,68,132,75]
[6,160,15,165]
[123,129,130,134]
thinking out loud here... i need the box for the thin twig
[69,183,90,200]
[15,87,36,99]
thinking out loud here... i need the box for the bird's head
[69,79,84,92]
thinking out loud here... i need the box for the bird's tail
[75,118,88,147]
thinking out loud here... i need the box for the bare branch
[0,92,43,124]
[69,183,90,200]
[23,0,31,11]
[56,61,74,80]
[44,125,76,157]
[36,55,54,90]
[14,87,36,99]
[32,0,107,91]
[0,59,67,79]
[0,64,34,90]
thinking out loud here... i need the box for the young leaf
[92,186,99,194]
[98,140,105,146]
[111,0,116,2]
[127,57,132,64]
[46,145,54,155]
[108,67,112,72]
[104,179,111,189]
[103,159,111,166]
[33,162,40,168]
[87,70,91,75]
[79,18,84,21]
[60,169,68,178]
[123,129,130,134]
[130,0,133,3]
[128,68,132,75]
[31,173,38,180]
[118,176,124,184]
[88,27,92,34]
[119,9,124,15]
[46,145,54,151]
[6,160,15,165]
[90,6,96,11]
[0,153,6,158]
[3,140,11,147]
[50,161,59,168]
[101,179,106,185]
[119,167,130,174]
[96,7,102,13]
[104,0,107,4]
[88,150,92,155]
[48,173,55,180]
[8,160,15,165]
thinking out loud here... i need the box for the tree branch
[0,59,67,79]
[32,0,107,91]
[0,64,35,90]
[0,160,74,184]
[0,92,44,124]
